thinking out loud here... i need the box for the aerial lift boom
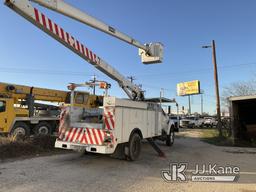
[5,0,163,100]
[31,0,147,51]
[30,0,163,64]
[4,0,170,159]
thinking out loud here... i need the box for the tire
[33,121,52,135]
[166,126,175,146]
[10,122,30,138]
[174,123,179,132]
[127,133,141,161]
[174,127,179,132]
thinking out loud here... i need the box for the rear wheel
[33,121,52,135]
[126,133,141,161]
[10,122,30,139]
[166,126,175,146]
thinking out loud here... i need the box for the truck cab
[0,97,32,134]
[0,98,18,134]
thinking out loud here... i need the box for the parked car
[203,117,217,127]
[180,117,190,128]
[180,116,204,128]
[169,116,180,132]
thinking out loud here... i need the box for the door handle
[4,118,7,123]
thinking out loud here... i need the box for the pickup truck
[180,116,204,128]
[169,116,180,132]
[203,117,217,127]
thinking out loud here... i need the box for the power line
[0,62,254,101]
[1,61,255,78]
[142,84,175,92]
[134,62,256,77]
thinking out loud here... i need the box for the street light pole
[200,90,204,115]
[188,95,191,115]
[176,102,179,115]
[203,40,222,136]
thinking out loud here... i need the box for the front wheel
[126,133,141,161]
[166,127,175,146]
[10,122,30,139]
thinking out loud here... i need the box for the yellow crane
[0,82,103,137]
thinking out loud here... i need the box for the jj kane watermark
[161,163,240,182]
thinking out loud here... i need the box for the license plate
[71,145,86,151]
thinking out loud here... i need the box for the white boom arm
[32,0,147,51]
[5,0,144,100]
[30,0,164,64]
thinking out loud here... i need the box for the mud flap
[110,143,126,160]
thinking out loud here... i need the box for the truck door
[0,100,8,133]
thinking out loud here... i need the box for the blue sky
[1,0,256,114]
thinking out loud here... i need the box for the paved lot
[0,129,256,192]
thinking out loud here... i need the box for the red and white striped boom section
[5,0,144,100]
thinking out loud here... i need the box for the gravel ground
[0,129,255,192]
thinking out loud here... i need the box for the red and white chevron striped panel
[57,107,115,146]
[59,127,108,145]
[104,107,115,130]
[33,8,99,64]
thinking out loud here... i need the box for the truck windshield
[0,101,6,113]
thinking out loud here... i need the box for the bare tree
[222,79,256,108]
[223,80,256,97]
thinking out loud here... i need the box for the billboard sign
[177,80,200,96]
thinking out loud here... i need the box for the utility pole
[160,88,164,104]
[202,40,222,136]
[212,40,222,136]
[91,74,96,95]
[127,76,136,83]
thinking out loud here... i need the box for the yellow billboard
[177,80,200,96]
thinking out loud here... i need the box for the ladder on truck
[4,0,167,158]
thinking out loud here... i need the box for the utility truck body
[55,96,173,159]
